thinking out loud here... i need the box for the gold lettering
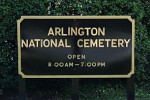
[21,39,28,48]
[48,27,54,36]
[124,39,130,47]
[29,39,35,47]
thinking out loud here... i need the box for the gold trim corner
[18,70,26,78]
[17,16,25,24]
[127,68,135,78]
[127,16,135,23]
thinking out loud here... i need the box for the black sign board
[17,16,134,78]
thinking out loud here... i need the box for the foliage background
[0,0,150,99]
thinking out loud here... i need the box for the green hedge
[0,0,150,98]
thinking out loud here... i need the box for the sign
[17,16,135,78]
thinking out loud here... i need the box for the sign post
[127,74,135,100]
[18,75,26,100]
[72,79,79,100]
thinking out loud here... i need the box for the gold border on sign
[17,16,135,78]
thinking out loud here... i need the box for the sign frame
[17,16,135,78]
